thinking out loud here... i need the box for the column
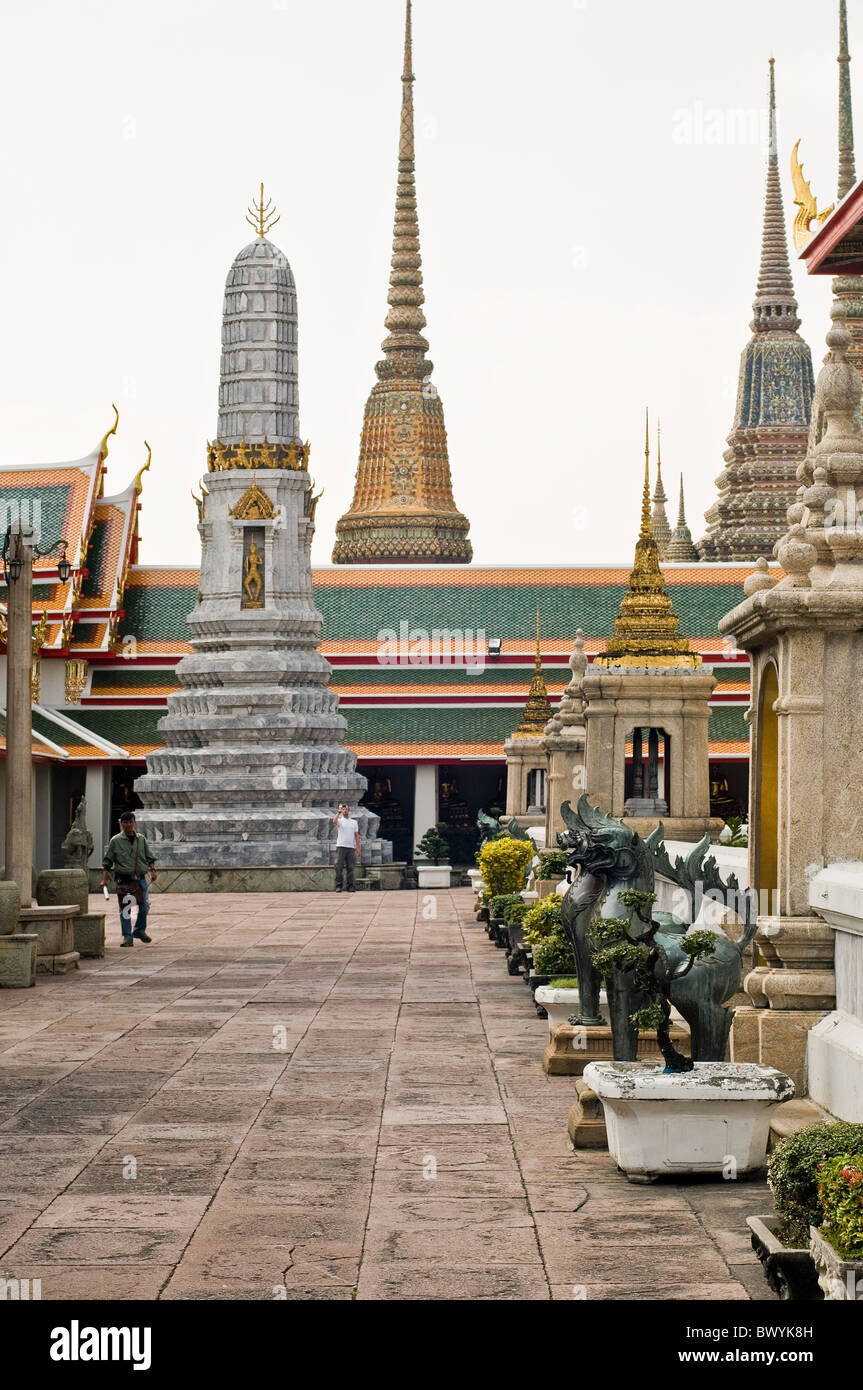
[6,525,33,906]
[85,765,112,868]
[631,727,643,797]
[413,764,438,852]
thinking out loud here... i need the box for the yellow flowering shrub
[478,837,535,898]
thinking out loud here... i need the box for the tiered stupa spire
[651,418,672,559]
[596,424,699,670]
[833,1,863,387]
[511,611,554,736]
[332,0,472,564]
[665,475,699,561]
[699,60,814,561]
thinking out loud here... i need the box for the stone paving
[0,889,775,1301]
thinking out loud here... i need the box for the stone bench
[18,905,80,974]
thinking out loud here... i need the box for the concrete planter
[583,1061,795,1182]
[810,1227,863,1301]
[416,865,452,889]
[746,1214,822,1301]
[534,986,605,1037]
[0,934,37,988]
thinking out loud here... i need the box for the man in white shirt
[333,803,361,892]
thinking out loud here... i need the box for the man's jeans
[335,847,356,890]
[118,878,150,938]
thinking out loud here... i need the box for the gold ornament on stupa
[511,611,554,736]
[595,412,700,671]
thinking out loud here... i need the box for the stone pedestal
[544,1020,689,1077]
[19,905,80,974]
[73,912,106,958]
[0,934,37,988]
[567,1079,608,1149]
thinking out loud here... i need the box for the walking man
[100,811,158,946]
[333,803,361,892]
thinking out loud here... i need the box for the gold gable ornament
[230,483,277,522]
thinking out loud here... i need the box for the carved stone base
[730,1006,829,1095]
[544,1021,689,1076]
[567,1079,607,1148]
[0,934,37,988]
[36,951,80,975]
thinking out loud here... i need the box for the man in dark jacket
[100,812,158,946]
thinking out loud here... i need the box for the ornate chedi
[719,299,863,1092]
[665,476,699,562]
[332,0,472,564]
[833,0,863,387]
[136,201,389,875]
[504,614,552,825]
[650,420,672,559]
[700,62,815,562]
[582,440,720,842]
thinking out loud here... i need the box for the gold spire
[245,183,280,238]
[595,423,700,670]
[511,610,554,736]
[640,407,652,540]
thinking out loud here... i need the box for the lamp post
[3,528,71,907]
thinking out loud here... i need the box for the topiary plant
[523,893,564,945]
[478,835,535,899]
[537,850,568,880]
[817,1154,863,1260]
[415,824,451,864]
[505,899,528,926]
[488,892,523,921]
[768,1122,863,1248]
[532,932,576,977]
[589,888,718,1074]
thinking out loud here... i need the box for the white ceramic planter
[534,986,609,1037]
[467,869,483,894]
[416,865,452,889]
[583,1061,795,1181]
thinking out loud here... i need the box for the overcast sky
[0,0,851,567]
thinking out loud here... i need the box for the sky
[0,0,852,567]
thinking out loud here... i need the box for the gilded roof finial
[133,441,152,495]
[99,403,119,462]
[640,408,652,541]
[246,183,280,238]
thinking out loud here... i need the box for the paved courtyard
[0,889,774,1301]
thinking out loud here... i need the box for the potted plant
[536,850,568,898]
[582,889,795,1180]
[477,834,535,901]
[747,1121,863,1300]
[503,898,530,973]
[487,892,522,944]
[415,824,452,888]
[534,974,590,1036]
[810,1153,863,1300]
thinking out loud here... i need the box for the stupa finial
[640,408,652,541]
[839,0,857,198]
[752,60,800,334]
[246,183,280,239]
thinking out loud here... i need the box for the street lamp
[3,529,71,586]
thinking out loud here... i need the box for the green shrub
[488,893,523,921]
[532,931,575,977]
[769,1122,863,1247]
[537,850,568,880]
[523,894,564,945]
[478,836,535,898]
[817,1154,863,1260]
[548,976,579,990]
[415,824,450,864]
[505,900,528,926]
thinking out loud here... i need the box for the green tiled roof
[340,703,749,748]
[80,520,109,599]
[0,484,71,552]
[121,586,197,642]
[90,668,180,692]
[314,582,748,644]
[69,708,165,748]
[109,578,749,647]
[332,663,570,688]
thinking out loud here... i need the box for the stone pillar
[720,302,863,1092]
[414,765,438,849]
[85,765,112,869]
[5,525,33,907]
